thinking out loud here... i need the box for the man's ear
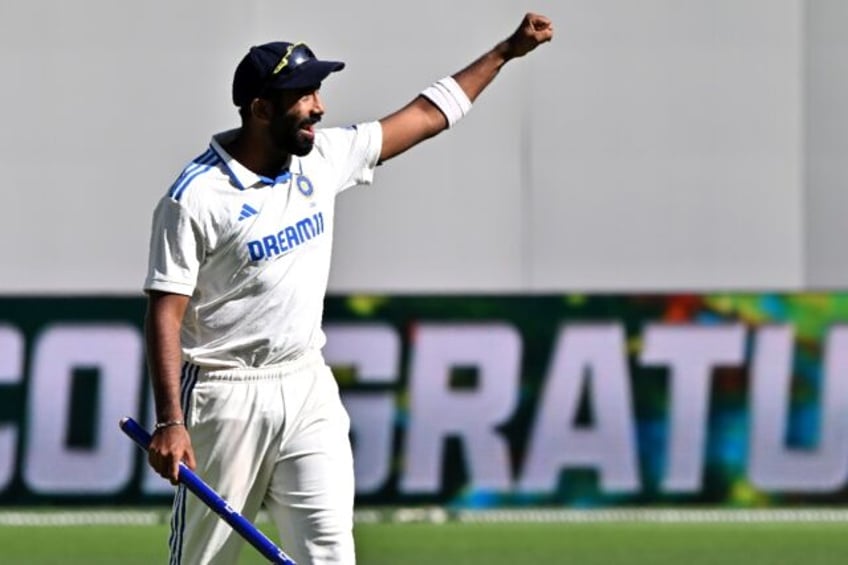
[250,98,273,122]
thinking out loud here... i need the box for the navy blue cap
[232,41,345,107]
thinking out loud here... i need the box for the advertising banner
[1,294,847,507]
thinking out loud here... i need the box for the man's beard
[271,114,320,156]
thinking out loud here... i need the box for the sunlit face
[266,86,324,156]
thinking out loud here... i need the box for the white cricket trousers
[170,350,356,565]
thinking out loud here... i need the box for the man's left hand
[506,12,554,59]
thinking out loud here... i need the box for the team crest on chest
[296,174,314,197]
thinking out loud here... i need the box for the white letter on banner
[0,325,24,493]
[640,324,745,492]
[327,324,400,494]
[519,324,639,493]
[749,325,848,491]
[401,323,520,494]
[24,324,143,494]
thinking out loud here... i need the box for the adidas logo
[238,204,258,221]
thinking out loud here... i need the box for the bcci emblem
[296,175,314,197]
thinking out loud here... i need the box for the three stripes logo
[238,204,258,221]
[168,149,221,202]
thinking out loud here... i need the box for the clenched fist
[506,13,554,59]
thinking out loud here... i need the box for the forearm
[378,43,512,161]
[378,12,552,163]
[144,291,196,481]
[145,292,189,423]
[377,41,514,162]
[452,40,513,103]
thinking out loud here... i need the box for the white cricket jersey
[144,121,382,368]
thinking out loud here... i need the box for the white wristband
[420,76,473,128]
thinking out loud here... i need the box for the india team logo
[296,174,314,197]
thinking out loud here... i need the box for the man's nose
[311,92,325,116]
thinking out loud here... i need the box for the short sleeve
[143,196,204,296]
[315,121,383,194]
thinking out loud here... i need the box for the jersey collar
[210,130,292,189]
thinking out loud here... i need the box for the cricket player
[144,12,553,565]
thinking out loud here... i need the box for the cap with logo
[232,41,345,107]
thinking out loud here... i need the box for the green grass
[0,521,846,564]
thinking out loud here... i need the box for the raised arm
[378,12,554,162]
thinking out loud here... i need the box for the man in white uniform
[144,12,553,565]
